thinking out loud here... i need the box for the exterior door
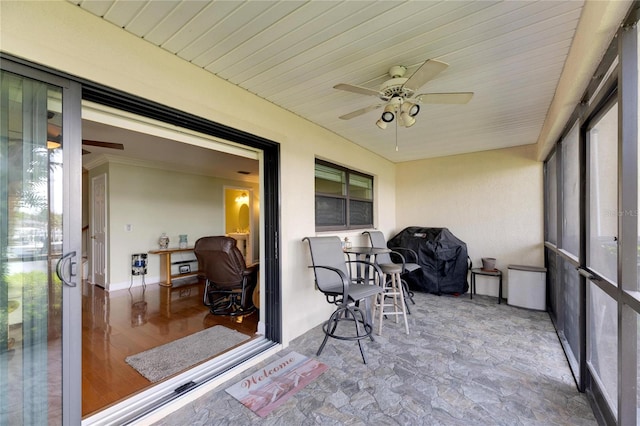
[91,173,107,286]
[585,99,619,420]
[1,63,82,424]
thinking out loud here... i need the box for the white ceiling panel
[126,1,181,38]
[71,0,626,163]
[143,1,211,46]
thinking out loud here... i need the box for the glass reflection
[1,71,63,424]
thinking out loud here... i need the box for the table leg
[470,273,475,299]
[353,253,378,329]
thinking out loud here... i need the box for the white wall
[110,162,207,288]
[395,144,544,298]
[1,0,396,343]
[91,160,258,290]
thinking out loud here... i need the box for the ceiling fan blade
[82,139,124,150]
[402,59,449,92]
[414,92,474,104]
[339,104,384,120]
[334,83,382,97]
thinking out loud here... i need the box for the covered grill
[388,227,469,295]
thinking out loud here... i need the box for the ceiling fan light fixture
[400,112,416,127]
[380,109,395,123]
[381,102,397,123]
[381,110,394,123]
[401,101,420,117]
[333,59,470,133]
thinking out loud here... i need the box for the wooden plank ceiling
[71,0,590,162]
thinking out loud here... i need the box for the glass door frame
[615,18,639,424]
[583,93,620,424]
[543,8,640,424]
[1,58,83,425]
[2,47,284,424]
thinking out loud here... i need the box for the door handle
[56,251,77,287]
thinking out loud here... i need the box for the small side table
[470,268,503,304]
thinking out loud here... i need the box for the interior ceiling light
[235,192,249,204]
[47,140,61,150]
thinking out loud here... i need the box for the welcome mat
[125,325,250,382]
[226,351,328,417]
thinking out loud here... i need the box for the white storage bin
[508,264,547,311]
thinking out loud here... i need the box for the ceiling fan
[47,134,124,155]
[46,115,124,154]
[81,139,124,155]
[334,59,473,129]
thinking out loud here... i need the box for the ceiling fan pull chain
[395,117,399,152]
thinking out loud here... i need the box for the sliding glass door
[1,63,82,424]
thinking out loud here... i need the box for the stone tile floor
[153,292,596,425]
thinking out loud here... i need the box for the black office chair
[363,230,418,311]
[194,236,258,316]
[303,236,384,364]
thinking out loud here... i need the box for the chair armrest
[242,263,259,276]
[308,265,352,301]
[380,249,407,272]
[390,247,418,264]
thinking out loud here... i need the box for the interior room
[79,112,263,414]
[1,1,639,425]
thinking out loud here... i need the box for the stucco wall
[1,0,396,343]
[395,144,544,297]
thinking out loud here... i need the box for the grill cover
[388,227,469,295]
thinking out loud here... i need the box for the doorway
[224,187,254,265]
[80,105,265,416]
[2,56,281,425]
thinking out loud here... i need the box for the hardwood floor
[81,281,258,417]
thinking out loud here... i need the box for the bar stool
[375,263,409,335]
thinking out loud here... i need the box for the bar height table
[343,246,391,325]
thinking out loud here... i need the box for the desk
[148,247,199,287]
[470,268,503,304]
